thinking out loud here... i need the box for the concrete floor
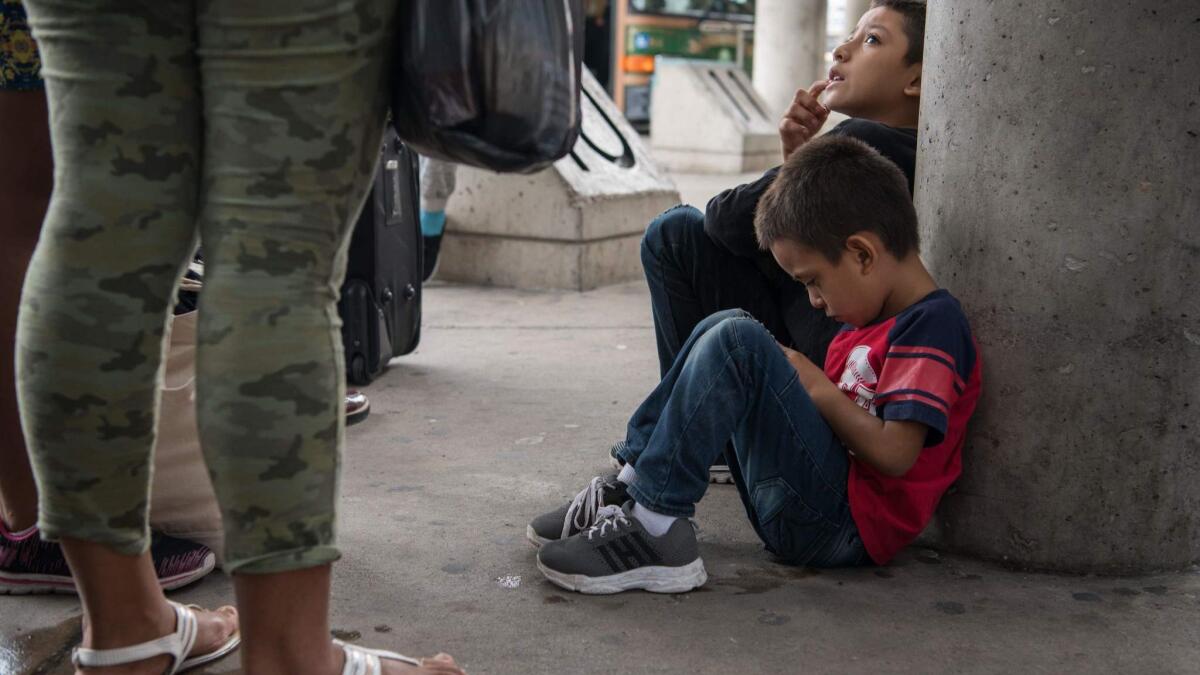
[3,280,1198,674]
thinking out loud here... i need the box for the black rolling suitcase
[338,128,423,385]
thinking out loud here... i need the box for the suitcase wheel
[349,354,370,386]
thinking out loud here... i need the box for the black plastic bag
[392,0,584,174]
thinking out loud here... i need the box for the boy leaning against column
[529,136,982,593]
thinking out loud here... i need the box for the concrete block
[439,69,680,291]
[650,58,779,174]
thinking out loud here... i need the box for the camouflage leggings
[17,0,395,574]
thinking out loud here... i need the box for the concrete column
[843,0,874,36]
[916,2,1198,573]
[752,0,827,120]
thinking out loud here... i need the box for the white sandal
[72,600,241,673]
[337,639,422,674]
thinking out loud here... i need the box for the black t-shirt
[703,119,918,261]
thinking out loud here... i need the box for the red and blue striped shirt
[823,289,982,565]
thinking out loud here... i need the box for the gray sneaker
[536,501,706,594]
[527,474,630,547]
[607,440,627,470]
[609,440,733,484]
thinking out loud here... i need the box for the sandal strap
[341,644,375,675]
[73,602,197,673]
[337,639,421,675]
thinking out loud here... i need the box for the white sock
[617,463,638,485]
[632,502,678,537]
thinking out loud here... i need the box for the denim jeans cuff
[626,482,696,519]
[616,433,647,466]
[616,445,638,467]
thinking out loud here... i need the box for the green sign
[626,24,752,72]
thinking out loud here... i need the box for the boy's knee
[721,313,777,353]
[692,308,751,339]
[641,204,703,263]
[718,308,754,327]
[689,312,770,362]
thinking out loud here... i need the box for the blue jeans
[617,309,870,567]
[640,205,839,377]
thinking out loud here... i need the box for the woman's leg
[193,2,459,672]
[419,155,456,280]
[18,0,235,668]
[20,0,201,557]
[0,86,51,532]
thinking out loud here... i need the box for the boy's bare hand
[777,341,826,391]
[777,341,801,361]
[779,80,831,160]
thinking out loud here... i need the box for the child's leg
[725,342,867,567]
[616,308,767,478]
[639,206,792,378]
[618,310,866,566]
[616,309,785,516]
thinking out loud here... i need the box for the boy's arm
[704,114,890,261]
[702,82,829,260]
[779,344,927,477]
[703,168,780,260]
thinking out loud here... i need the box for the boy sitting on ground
[619,0,928,484]
[528,136,982,593]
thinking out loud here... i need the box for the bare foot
[77,605,239,674]
[396,653,463,674]
[398,653,465,674]
[341,645,465,675]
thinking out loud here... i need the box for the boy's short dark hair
[754,135,919,263]
[871,0,926,65]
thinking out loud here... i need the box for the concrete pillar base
[440,70,679,291]
[437,232,642,292]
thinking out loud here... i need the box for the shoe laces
[586,505,629,540]
[562,475,613,539]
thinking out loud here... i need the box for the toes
[192,605,240,654]
[215,606,239,638]
[216,605,238,621]
[419,653,463,674]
